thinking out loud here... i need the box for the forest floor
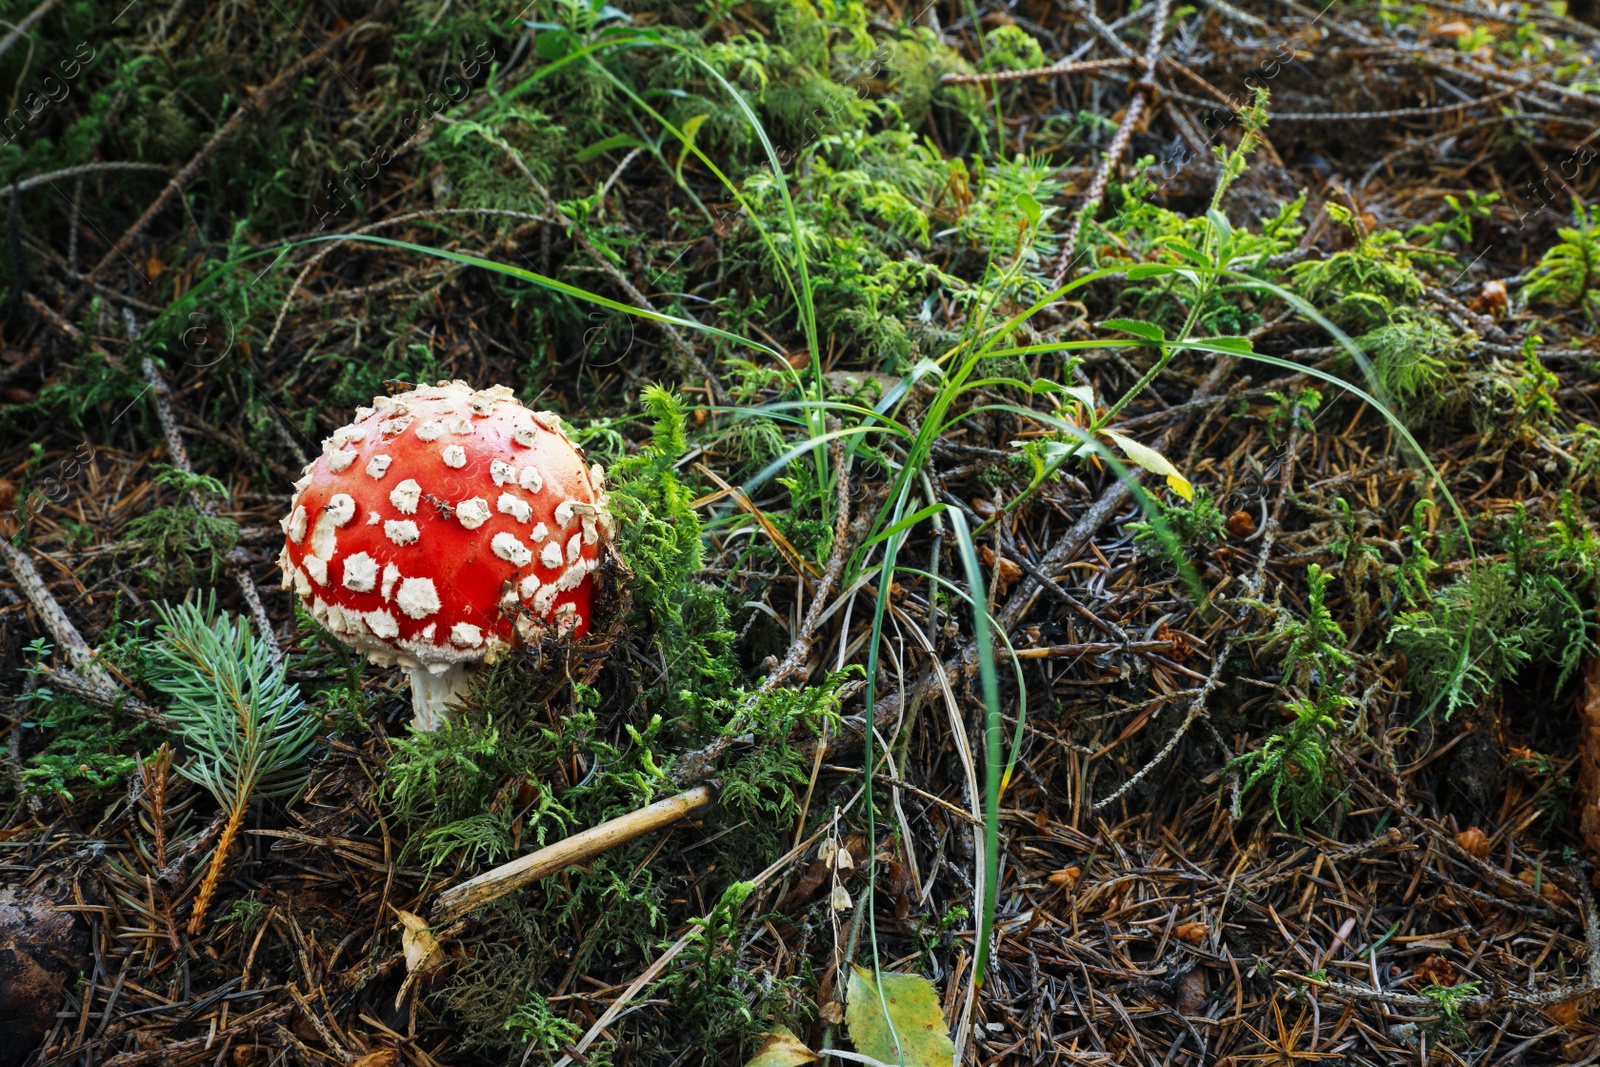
[4,0,1600,1064]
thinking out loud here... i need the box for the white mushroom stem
[408,662,475,732]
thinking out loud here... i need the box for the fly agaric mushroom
[277,381,612,730]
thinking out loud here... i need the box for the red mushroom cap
[277,381,611,682]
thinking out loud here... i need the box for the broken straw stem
[431,785,715,923]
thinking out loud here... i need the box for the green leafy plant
[504,991,581,1054]
[1390,561,1591,717]
[223,898,271,934]
[385,710,572,871]
[1395,500,1439,608]
[1264,564,1354,692]
[607,386,739,731]
[1230,564,1360,825]
[664,880,762,1042]
[1420,980,1481,1044]
[147,596,321,932]
[1130,485,1228,560]
[844,964,955,1067]
[1292,207,1425,331]
[1226,691,1353,826]
[1408,191,1498,258]
[1264,386,1323,443]
[1524,200,1600,312]
[719,670,851,853]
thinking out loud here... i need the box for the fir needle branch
[147,596,320,933]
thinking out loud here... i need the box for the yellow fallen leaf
[846,965,955,1067]
[745,1027,819,1067]
[1103,429,1194,501]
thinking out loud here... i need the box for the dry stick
[45,668,165,726]
[24,291,122,365]
[70,6,390,301]
[1049,98,1145,291]
[140,358,282,660]
[1267,0,1596,113]
[763,433,854,689]
[98,1006,294,1067]
[672,441,858,785]
[547,822,832,1067]
[1165,81,1528,122]
[0,162,171,199]
[0,0,62,64]
[1049,0,1171,290]
[1091,651,1229,815]
[486,133,725,402]
[1243,388,1308,600]
[431,785,716,923]
[939,56,1133,85]
[0,536,110,684]
[0,537,164,722]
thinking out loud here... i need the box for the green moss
[983,25,1046,71]
[1130,485,1228,561]
[1291,211,1426,332]
[608,386,739,730]
[1226,691,1353,827]
[1354,313,1470,416]
[504,991,581,1053]
[1388,507,1599,717]
[119,465,240,587]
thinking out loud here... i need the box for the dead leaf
[1546,996,1585,1027]
[1048,866,1082,889]
[1518,869,1572,906]
[819,1000,844,1026]
[746,1028,819,1067]
[391,906,444,973]
[1413,954,1457,987]
[1174,921,1208,945]
[845,965,956,1067]
[1454,827,1491,859]
[1175,966,1207,1016]
[351,1052,398,1067]
[979,546,1023,595]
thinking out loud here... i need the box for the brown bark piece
[1579,655,1600,861]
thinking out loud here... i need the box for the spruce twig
[147,597,320,933]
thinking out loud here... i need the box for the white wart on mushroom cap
[276,380,612,726]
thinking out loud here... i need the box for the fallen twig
[141,356,281,660]
[432,785,716,923]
